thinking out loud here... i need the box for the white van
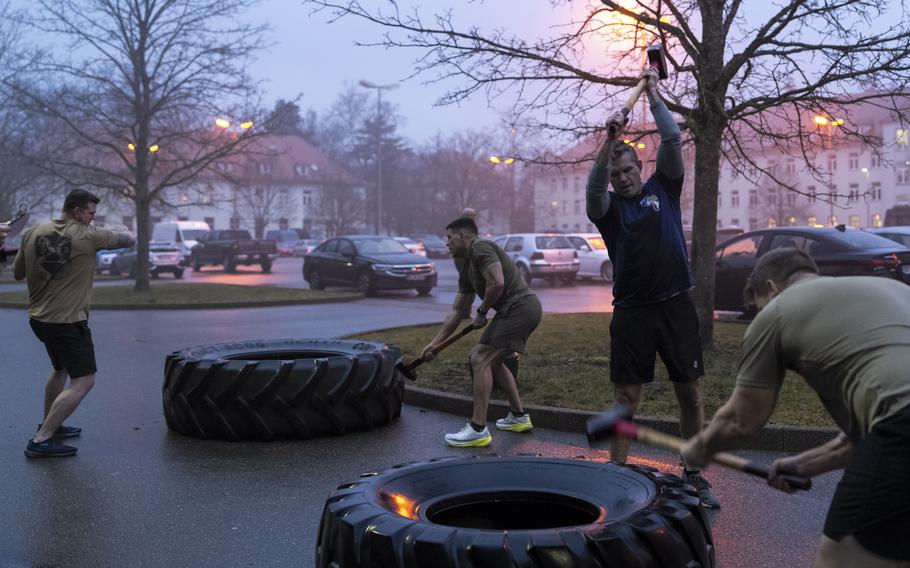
[152,220,212,260]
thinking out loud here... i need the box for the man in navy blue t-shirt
[586,67,719,508]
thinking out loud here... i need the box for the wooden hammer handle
[631,424,813,491]
[404,323,476,370]
[607,78,648,138]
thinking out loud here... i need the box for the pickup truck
[190,230,278,273]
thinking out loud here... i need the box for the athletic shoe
[444,423,492,447]
[685,471,721,509]
[38,423,82,439]
[495,412,533,433]
[24,439,78,458]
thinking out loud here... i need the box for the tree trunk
[134,192,151,292]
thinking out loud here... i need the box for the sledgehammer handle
[403,323,476,371]
[620,422,813,491]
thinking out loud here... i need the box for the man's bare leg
[469,345,509,425]
[610,383,642,463]
[34,374,95,443]
[44,369,68,419]
[492,362,523,414]
[815,535,910,568]
[674,380,705,444]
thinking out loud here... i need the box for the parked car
[96,248,130,274]
[566,233,612,282]
[409,234,450,258]
[293,239,323,257]
[303,235,437,296]
[266,229,309,257]
[683,225,744,255]
[190,230,278,273]
[393,236,427,257]
[867,226,910,247]
[714,226,910,312]
[490,233,579,286]
[109,242,185,278]
[153,220,211,263]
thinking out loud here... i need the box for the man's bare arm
[478,262,505,313]
[421,292,474,359]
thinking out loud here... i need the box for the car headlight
[372,264,393,272]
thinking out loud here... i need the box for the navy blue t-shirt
[593,170,694,307]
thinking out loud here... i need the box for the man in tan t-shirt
[680,248,910,567]
[14,189,134,458]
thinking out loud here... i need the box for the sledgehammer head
[395,360,418,382]
[646,44,668,80]
[586,404,633,443]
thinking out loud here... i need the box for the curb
[0,294,362,311]
[403,384,839,453]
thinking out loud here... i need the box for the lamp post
[359,79,399,234]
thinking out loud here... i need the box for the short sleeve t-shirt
[16,219,121,323]
[736,276,910,442]
[593,170,693,307]
[457,239,533,313]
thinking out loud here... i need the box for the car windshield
[587,237,606,250]
[535,236,573,249]
[355,238,409,254]
[151,247,179,252]
[396,238,418,245]
[831,230,906,249]
[220,230,251,240]
[182,230,208,240]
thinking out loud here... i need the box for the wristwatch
[476,307,487,317]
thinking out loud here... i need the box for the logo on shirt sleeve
[639,194,661,212]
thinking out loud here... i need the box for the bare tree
[7,0,271,291]
[313,179,366,237]
[231,184,287,238]
[307,0,910,345]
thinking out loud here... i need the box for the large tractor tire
[163,339,405,441]
[317,456,715,567]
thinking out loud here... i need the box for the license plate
[903,265,910,275]
[406,274,424,281]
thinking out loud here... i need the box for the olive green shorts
[479,294,542,353]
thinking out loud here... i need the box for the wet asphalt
[0,288,837,567]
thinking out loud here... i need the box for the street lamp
[359,79,399,235]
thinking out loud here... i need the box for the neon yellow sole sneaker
[495,412,533,433]
[445,423,493,447]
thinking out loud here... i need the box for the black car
[714,226,910,311]
[409,234,450,258]
[303,236,437,296]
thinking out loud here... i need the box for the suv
[491,233,579,286]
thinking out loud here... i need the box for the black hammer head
[586,404,632,443]
[395,360,418,382]
[646,44,668,80]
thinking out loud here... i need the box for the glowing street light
[489,155,515,165]
[814,115,829,126]
[215,118,231,128]
[149,144,160,153]
[240,121,254,129]
[127,143,135,151]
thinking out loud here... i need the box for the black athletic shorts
[609,292,704,384]
[29,319,97,379]
[824,405,910,561]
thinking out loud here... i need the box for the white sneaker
[495,412,533,432]
[444,423,492,447]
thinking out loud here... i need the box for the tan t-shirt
[15,219,121,323]
[736,276,910,442]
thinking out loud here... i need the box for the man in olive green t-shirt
[421,217,542,447]
[14,189,134,458]
[680,248,910,567]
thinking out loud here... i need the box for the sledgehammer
[586,405,813,491]
[395,323,478,381]
[608,43,669,138]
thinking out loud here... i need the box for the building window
[848,153,859,170]
[561,178,568,190]
[731,191,740,207]
[787,192,796,206]
[872,213,883,227]
[561,223,568,229]
[808,185,816,202]
[768,218,777,228]
[230,217,241,229]
[574,200,581,214]
[898,168,910,185]
[279,217,289,230]
[216,162,232,173]
[122,215,133,229]
[748,218,758,230]
[574,223,580,230]
[258,162,272,174]
[574,176,581,190]
[177,215,188,221]
[827,154,837,172]
[768,193,777,206]
[897,128,909,148]
[848,183,859,203]
[562,201,567,214]
[871,154,882,168]
[295,164,307,176]
[749,189,759,206]
[302,190,313,207]
[849,215,861,229]
[279,190,290,210]
[204,216,215,229]
[786,159,796,175]
[871,182,882,200]
[767,160,778,175]
[731,218,740,226]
